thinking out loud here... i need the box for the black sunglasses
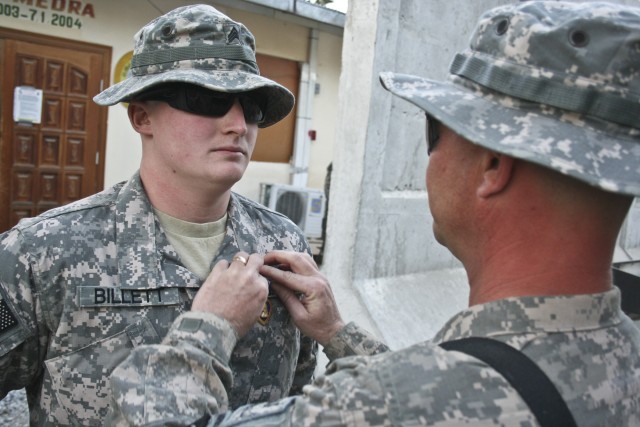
[137,84,265,125]
[426,113,441,155]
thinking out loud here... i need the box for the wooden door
[252,53,300,163]
[0,28,110,233]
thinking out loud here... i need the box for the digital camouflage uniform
[1,4,317,425]
[0,173,316,426]
[107,2,640,426]
[108,288,640,426]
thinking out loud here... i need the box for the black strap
[440,337,577,427]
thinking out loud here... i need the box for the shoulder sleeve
[107,311,238,425]
[111,348,385,427]
[323,322,390,361]
[0,228,40,395]
[201,351,386,427]
[229,193,313,256]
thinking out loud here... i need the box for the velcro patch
[0,298,18,334]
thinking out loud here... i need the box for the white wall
[307,30,342,189]
[0,0,342,202]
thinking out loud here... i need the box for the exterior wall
[307,30,342,189]
[235,27,342,198]
[324,0,640,352]
[0,0,342,202]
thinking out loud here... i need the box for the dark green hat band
[450,52,640,129]
[131,44,258,76]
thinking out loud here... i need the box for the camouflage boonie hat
[380,1,640,196]
[94,4,294,127]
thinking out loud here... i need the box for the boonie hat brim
[94,68,294,128]
[381,1,640,197]
[380,71,640,197]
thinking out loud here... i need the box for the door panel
[252,53,300,163]
[0,29,111,232]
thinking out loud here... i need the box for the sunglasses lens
[184,87,234,116]
[239,96,265,124]
[140,85,266,124]
[181,86,266,124]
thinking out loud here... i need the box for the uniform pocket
[44,316,159,425]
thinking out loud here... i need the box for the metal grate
[275,191,306,226]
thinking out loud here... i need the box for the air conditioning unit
[259,183,326,238]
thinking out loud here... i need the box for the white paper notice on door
[13,86,43,124]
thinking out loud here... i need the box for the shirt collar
[115,172,162,288]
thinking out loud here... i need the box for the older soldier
[0,4,316,426]
[108,2,640,426]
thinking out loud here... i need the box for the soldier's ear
[128,102,152,136]
[477,151,515,198]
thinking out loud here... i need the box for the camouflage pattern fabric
[0,172,316,426]
[380,1,640,197]
[321,321,389,361]
[93,4,294,128]
[108,288,640,426]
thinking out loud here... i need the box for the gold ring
[232,255,248,265]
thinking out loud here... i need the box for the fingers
[227,252,266,284]
[228,252,268,296]
[211,258,230,273]
[260,252,345,345]
[260,251,321,296]
[230,252,262,269]
[200,250,344,344]
[192,252,269,337]
[231,254,248,265]
[263,251,318,275]
[271,282,305,317]
[260,264,308,295]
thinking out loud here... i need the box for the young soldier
[0,5,316,425]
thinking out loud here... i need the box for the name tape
[77,286,181,307]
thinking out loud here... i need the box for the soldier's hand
[260,251,345,346]
[192,252,268,337]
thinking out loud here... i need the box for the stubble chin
[212,163,248,185]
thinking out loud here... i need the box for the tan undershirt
[154,209,228,280]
